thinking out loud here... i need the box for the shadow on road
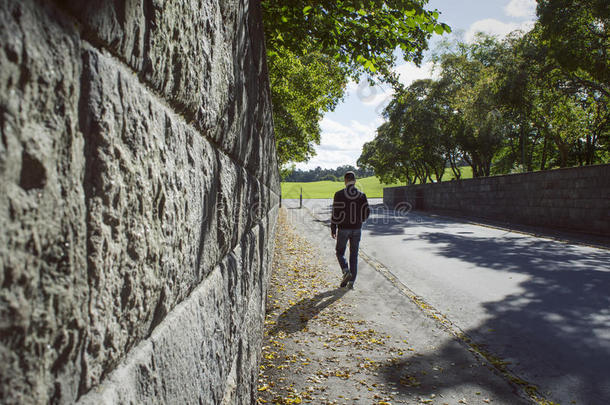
[380,232,610,404]
[378,340,531,404]
[305,203,459,236]
[268,288,348,336]
[363,206,456,236]
[289,201,610,403]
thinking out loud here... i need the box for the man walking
[331,171,370,289]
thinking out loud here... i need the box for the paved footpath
[286,198,610,405]
[257,207,535,405]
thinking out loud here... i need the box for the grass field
[281,167,473,199]
[281,176,401,199]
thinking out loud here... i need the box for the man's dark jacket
[331,184,370,234]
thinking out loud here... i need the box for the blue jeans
[335,228,361,282]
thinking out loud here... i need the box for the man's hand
[331,232,336,239]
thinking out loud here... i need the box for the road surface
[283,198,610,405]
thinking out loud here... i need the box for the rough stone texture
[0,1,89,402]
[77,214,277,405]
[58,0,278,187]
[0,0,279,403]
[384,164,610,236]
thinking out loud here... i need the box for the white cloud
[346,80,393,106]
[341,62,438,117]
[465,18,534,42]
[295,117,382,170]
[504,0,536,19]
[319,117,380,151]
[465,1,536,42]
[395,61,438,87]
[345,80,359,95]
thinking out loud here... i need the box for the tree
[263,0,450,79]
[360,21,609,183]
[283,165,374,182]
[262,1,451,167]
[495,27,609,169]
[536,0,609,95]
[359,124,413,184]
[269,49,347,166]
[359,79,450,184]
[433,34,507,176]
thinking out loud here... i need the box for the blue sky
[295,0,537,170]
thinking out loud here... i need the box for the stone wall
[383,165,609,236]
[0,0,279,403]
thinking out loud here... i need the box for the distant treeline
[284,165,374,182]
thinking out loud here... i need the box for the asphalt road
[283,198,610,405]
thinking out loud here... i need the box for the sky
[294,0,538,170]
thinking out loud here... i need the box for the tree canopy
[263,0,450,79]
[269,49,347,166]
[261,1,451,168]
[359,29,609,184]
[536,0,609,93]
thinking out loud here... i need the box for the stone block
[55,0,279,186]
[76,214,275,405]
[1,0,279,403]
[0,1,89,402]
[74,45,278,396]
[592,219,609,235]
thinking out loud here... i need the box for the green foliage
[536,0,609,93]
[360,29,609,182]
[494,26,609,169]
[269,49,347,166]
[283,165,374,182]
[262,0,451,168]
[360,35,507,180]
[435,36,508,176]
[263,0,450,80]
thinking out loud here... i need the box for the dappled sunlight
[269,198,610,404]
[407,231,610,404]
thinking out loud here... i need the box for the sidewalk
[257,208,534,405]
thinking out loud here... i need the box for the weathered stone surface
[58,0,279,187]
[383,165,610,235]
[76,212,277,404]
[1,0,279,403]
[0,1,88,402]
[77,44,275,394]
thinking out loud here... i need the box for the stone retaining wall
[383,165,609,236]
[0,0,279,403]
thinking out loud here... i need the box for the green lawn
[281,167,473,199]
[281,177,401,199]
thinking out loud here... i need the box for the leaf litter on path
[257,208,530,405]
[258,209,411,404]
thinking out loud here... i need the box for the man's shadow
[269,288,348,336]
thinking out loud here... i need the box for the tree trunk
[435,166,444,182]
[540,134,548,171]
[520,124,526,172]
[585,130,600,165]
[450,156,461,179]
[553,134,568,167]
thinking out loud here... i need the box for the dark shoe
[347,281,354,289]
[340,270,352,288]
